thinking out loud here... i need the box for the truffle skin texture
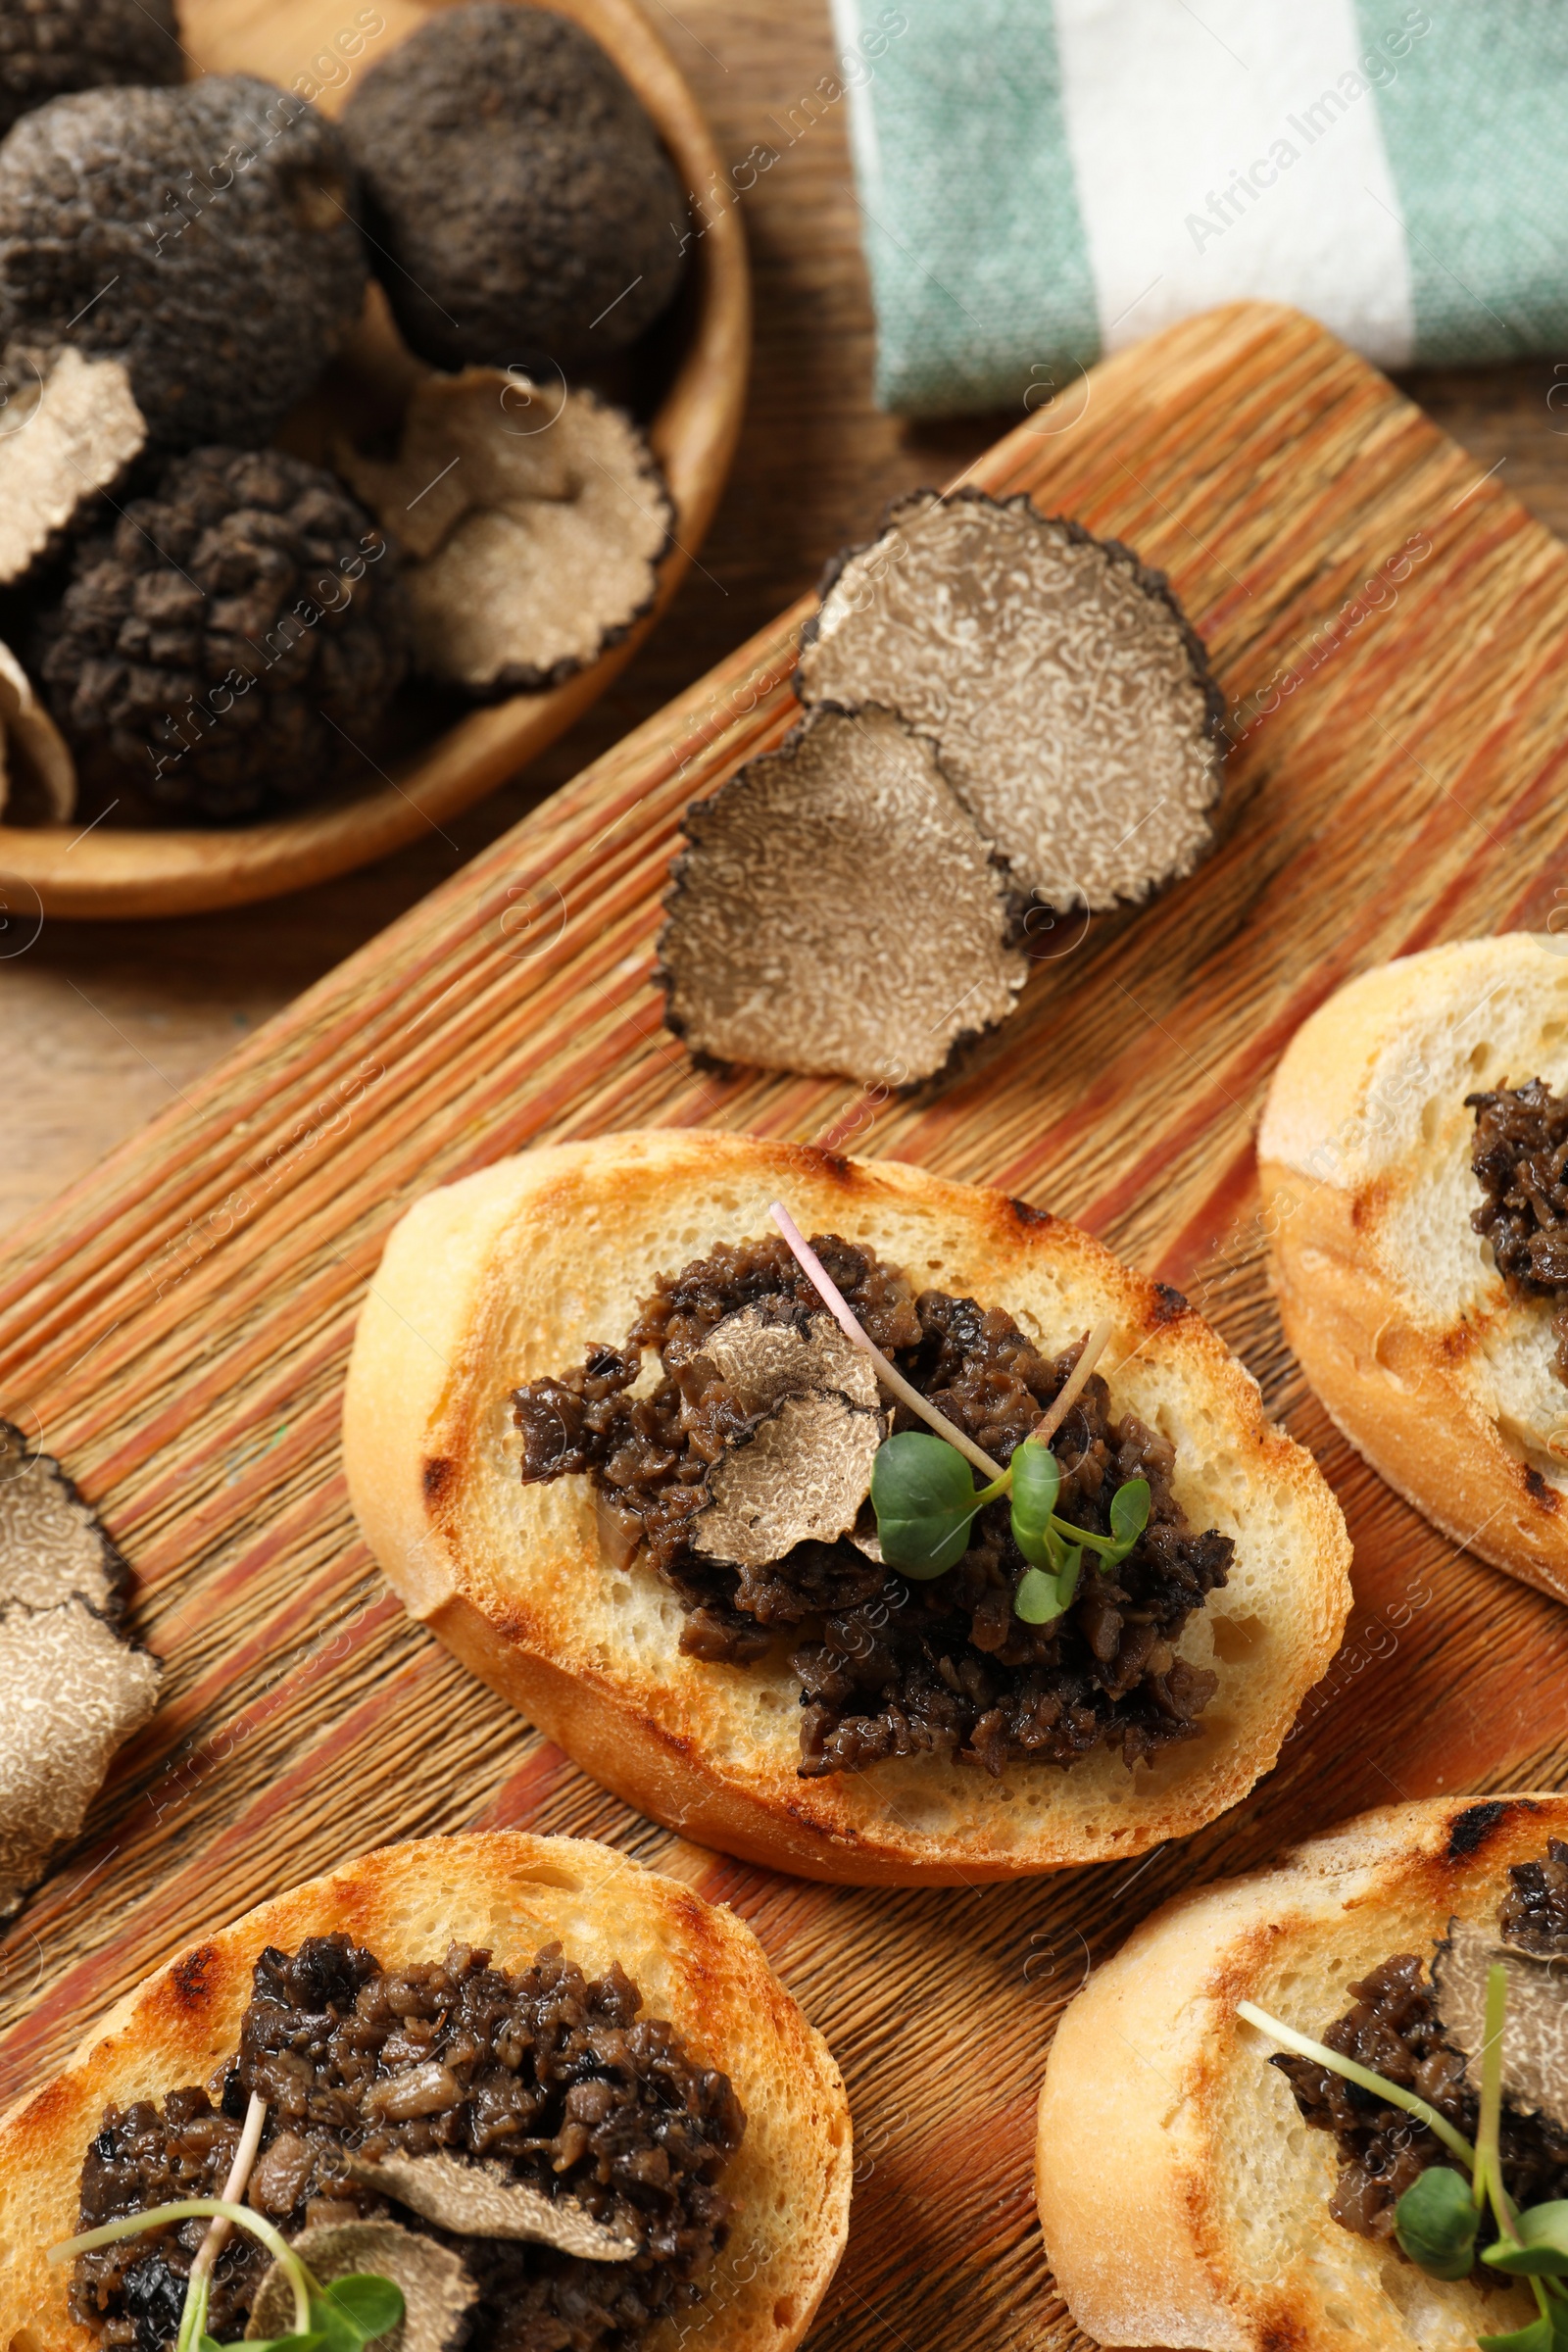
[0,76,367,449]
[33,446,408,823]
[0,0,183,138]
[341,4,687,372]
[0,1417,161,1919]
[797,489,1230,914]
[658,702,1028,1086]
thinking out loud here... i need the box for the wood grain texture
[0,0,751,920]
[9,0,1568,1244]
[7,301,1568,2351]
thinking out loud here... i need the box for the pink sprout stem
[188,2091,267,2291]
[768,1201,1004,1477]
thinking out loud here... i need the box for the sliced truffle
[0,342,146,592]
[0,0,182,138]
[345,2151,640,2259]
[796,489,1228,912]
[693,1390,883,1568]
[0,632,73,820]
[337,368,669,695]
[0,77,366,454]
[246,2219,473,2348]
[32,445,407,822]
[0,1419,160,1917]
[1432,1915,1568,2129]
[693,1303,879,1420]
[340,3,686,373]
[658,703,1027,1085]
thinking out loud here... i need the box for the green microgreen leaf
[1394,2164,1480,2279]
[317,2276,406,2344]
[1477,2319,1555,2352]
[1013,1566,1064,1623]
[1009,1441,1062,1569]
[1488,2205,1568,2278]
[1107,1477,1152,1552]
[869,1431,996,1578]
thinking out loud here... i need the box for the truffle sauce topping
[72,1936,743,2352]
[1468,1077,1568,1380]
[1275,1839,1568,2252]
[513,1232,1233,1779]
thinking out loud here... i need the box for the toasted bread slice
[1258,933,1568,1602]
[1035,1791,1566,2350]
[0,1831,851,2352]
[342,1130,1350,1884]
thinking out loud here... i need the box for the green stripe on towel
[1359,0,1568,362]
[830,0,1100,416]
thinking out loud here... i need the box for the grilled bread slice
[342,1129,1350,1885]
[1035,1791,1564,2351]
[0,1831,851,2352]
[1258,933,1568,1601]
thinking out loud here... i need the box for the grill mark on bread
[1525,1464,1562,1513]
[169,1946,218,2012]
[1448,1796,1531,1857]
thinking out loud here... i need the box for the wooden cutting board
[5,299,1568,2351]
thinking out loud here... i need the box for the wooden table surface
[7,0,1568,1233]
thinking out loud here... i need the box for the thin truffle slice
[345,2150,640,2258]
[337,369,670,695]
[246,2219,473,2347]
[693,1302,879,1419]
[1432,1915,1568,2128]
[0,635,73,821]
[0,343,145,590]
[796,489,1228,912]
[692,1388,883,1567]
[0,1420,160,1916]
[658,703,1027,1085]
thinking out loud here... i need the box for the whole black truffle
[0,75,367,450]
[34,446,408,822]
[0,0,183,137]
[341,3,687,373]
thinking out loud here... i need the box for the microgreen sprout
[769,1203,1148,1617]
[1242,1971,1568,2350]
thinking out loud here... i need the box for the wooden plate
[0,0,749,920]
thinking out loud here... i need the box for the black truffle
[0,75,367,451]
[340,3,687,373]
[33,446,408,822]
[0,0,183,139]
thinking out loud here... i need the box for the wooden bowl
[0,0,750,919]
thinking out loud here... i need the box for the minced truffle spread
[1276,1843,1568,2250]
[1468,1078,1568,1381]
[72,1936,744,2352]
[514,1234,1233,1779]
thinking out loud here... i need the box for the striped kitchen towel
[830,0,1568,415]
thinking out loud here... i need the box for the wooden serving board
[5,300,1568,2350]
